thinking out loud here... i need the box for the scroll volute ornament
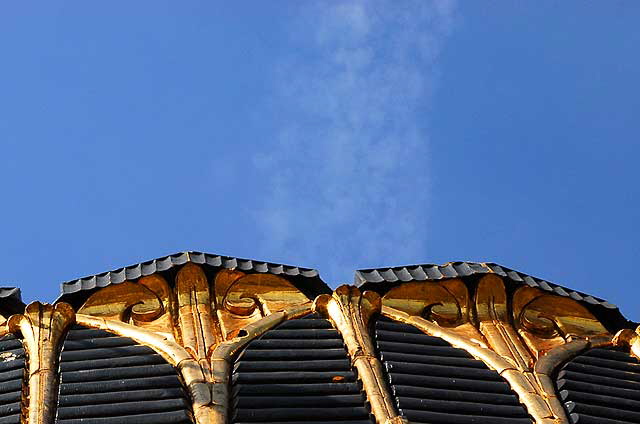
[8,302,75,424]
[78,277,173,336]
[383,279,483,343]
[214,269,312,338]
[383,274,611,359]
[78,263,313,343]
[381,274,614,424]
[513,285,610,356]
[77,263,315,424]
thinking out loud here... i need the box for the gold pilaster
[314,286,405,424]
[8,302,75,424]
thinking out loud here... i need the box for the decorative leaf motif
[79,281,166,323]
[214,270,312,328]
[383,279,469,327]
[214,269,260,317]
[513,286,610,355]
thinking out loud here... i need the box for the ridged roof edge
[61,251,322,295]
[355,261,617,310]
[0,287,24,316]
[0,287,21,299]
[0,287,22,303]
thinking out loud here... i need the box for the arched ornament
[76,263,314,424]
[382,274,612,424]
[79,263,312,338]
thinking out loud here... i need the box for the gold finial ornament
[8,302,75,424]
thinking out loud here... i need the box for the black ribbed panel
[0,334,25,424]
[56,325,193,424]
[375,318,532,424]
[558,347,640,424]
[232,314,372,424]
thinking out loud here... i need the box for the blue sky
[1,2,638,320]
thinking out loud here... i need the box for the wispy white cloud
[254,0,456,284]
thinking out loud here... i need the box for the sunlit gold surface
[314,286,406,424]
[381,274,613,424]
[8,302,75,424]
[613,326,640,361]
[0,263,630,424]
[384,278,485,344]
[513,284,609,356]
[74,264,314,424]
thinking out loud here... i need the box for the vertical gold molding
[176,263,223,360]
[314,286,405,424]
[8,302,75,424]
[476,275,534,369]
[477,276,566,423]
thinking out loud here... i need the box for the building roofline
[57,251,329,308]
[356,261,616,309]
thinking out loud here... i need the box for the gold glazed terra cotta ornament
[0,254,634,424]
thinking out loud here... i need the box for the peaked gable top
[57,251,328,308]
[356,261,633,332]
[355,261,616,309]
[61,251,321,294]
